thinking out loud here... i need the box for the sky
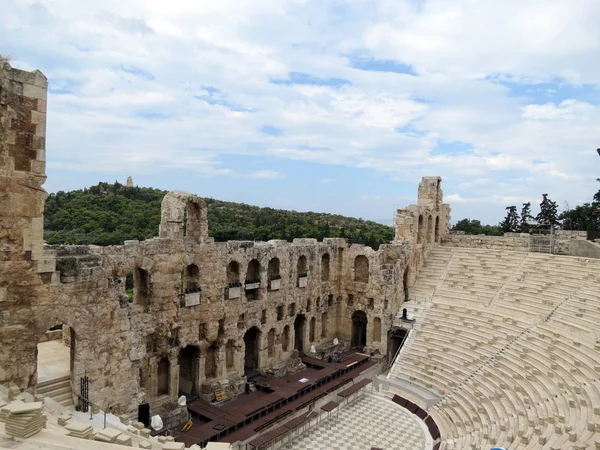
[2,0,600,226]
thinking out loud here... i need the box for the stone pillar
[0,62,55,388]
[417,176,442,209]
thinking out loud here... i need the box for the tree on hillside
[519,202,534,233]
[535,194,559,227]
[500,206,519,233]
[452,218,502,236]
[559,204,599,231]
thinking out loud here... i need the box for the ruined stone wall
[442,230,588,254]
[0,63,56,387]
[0,63,452,416]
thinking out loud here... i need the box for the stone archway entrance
[351,311,368,348]
[36,324,75,407]
[244,327,261,377]
[178,345,200,396]
[294,315,306,352]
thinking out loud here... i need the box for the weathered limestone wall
[569,239,600,259]
[0,63,452,417]
[0,63,56,387]
[442,230,588,254]
[442,233,531,251]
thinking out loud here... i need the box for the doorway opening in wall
[36,324,75,408]
[244,327,261,378]
[178,345,200,398]
[294,315,306,353]
[351,311,368,349]
[387,328,408,366]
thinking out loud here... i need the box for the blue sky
[3,0,600,226]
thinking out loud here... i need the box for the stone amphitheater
[2,63,600,450]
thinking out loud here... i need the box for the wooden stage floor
[172,352,376,447]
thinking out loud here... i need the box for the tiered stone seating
[492,253,598,320]
[408,247,454,303]
[390,247,600,450]
[430,248,526,305]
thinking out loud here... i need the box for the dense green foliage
[44,182,395,249]
[451,218,503,236]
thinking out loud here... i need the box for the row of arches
[157,314,332,397]
[131,253,373,307]
[417,214,441,245]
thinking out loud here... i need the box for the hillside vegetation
[44,182,395,249]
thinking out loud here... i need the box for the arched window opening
[435,216,440,242]
[354,255,369,283]
[183,264,200,292]
[297,255,308,287]
[321,253,330,281]
[417,215,424,244]
[267,329,275,357]
[268,257,281,290]
[245,259,260,283]
[226,261,240,286]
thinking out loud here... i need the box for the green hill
[43,182,395,249]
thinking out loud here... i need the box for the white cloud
[249,170,284,179]
[3,0,600,223]
[320,178,337,184]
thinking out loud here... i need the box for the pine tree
[535,194,559,227]
[519,202,533,233]
[500,206,519,233]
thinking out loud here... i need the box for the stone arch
[225,340,235,370]
[267,257,280,279]
[297,255,307,276]
[178,345,199,395]
[267,328,275,357]
[309,317,316,342]
[245,259,260,282]
[282,325,290,351]
[245,259,261,300]
[321,312,328,339]
[427,215,433,243]
[157,357,170,396]
[183,264,200,292]
[294,315,306,352]
[435,216,440,242]
[354,255,369,283]
[321,253,330,281]
[205,342,219,379]
[226,261,240,285]
[351,311,368,348]
[372,317,382,343]
[244,327,261,376]
[159,191,208,242]
[417,215,424,244]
